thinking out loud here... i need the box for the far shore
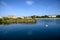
[35,18,60,19]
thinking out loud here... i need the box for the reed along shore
[0,18,36,24]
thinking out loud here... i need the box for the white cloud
[26,0,34,5]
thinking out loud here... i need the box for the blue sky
[0,0,60,16]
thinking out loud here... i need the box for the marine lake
[0,19,60,40]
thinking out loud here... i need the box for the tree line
[31,15,60,18]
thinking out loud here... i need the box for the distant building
[8,15,16,18]
[17,16,24,19]
[52,16,56,18]
[49,15,56,18]
[8,15,25,19]
[8,15,14,18]
[0,16,3,18]
[12,16,17,18]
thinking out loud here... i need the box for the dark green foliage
[31,15,49,18]
[31,16,36,18]
[17,17,22,19]
[31,15,40,18]
[56,15,60,18]
[40,15,49,18]
[0,19,2,24]
[44,15,49,18]
[3,17,9,20]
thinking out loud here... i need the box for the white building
[49,15,56,18]
[0,16,3,18]
[8,15,14,18]
[12,16,18,18]
[52,16,56,18]
[17,16,24,19]
[8,15,25,19]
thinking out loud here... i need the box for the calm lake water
[0,19,60,40]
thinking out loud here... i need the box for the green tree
[0,18,2,24]
[36,16,40,18]
[44,15,49,18]
[17,17,22,19]
[31,15,36,18]
[56,15,60,18]
[3,17,9,20]
[40,15,49,18]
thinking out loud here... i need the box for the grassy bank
[0,18,36,24]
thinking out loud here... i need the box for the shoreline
[0,19,36,24]
[35,18,60,19]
